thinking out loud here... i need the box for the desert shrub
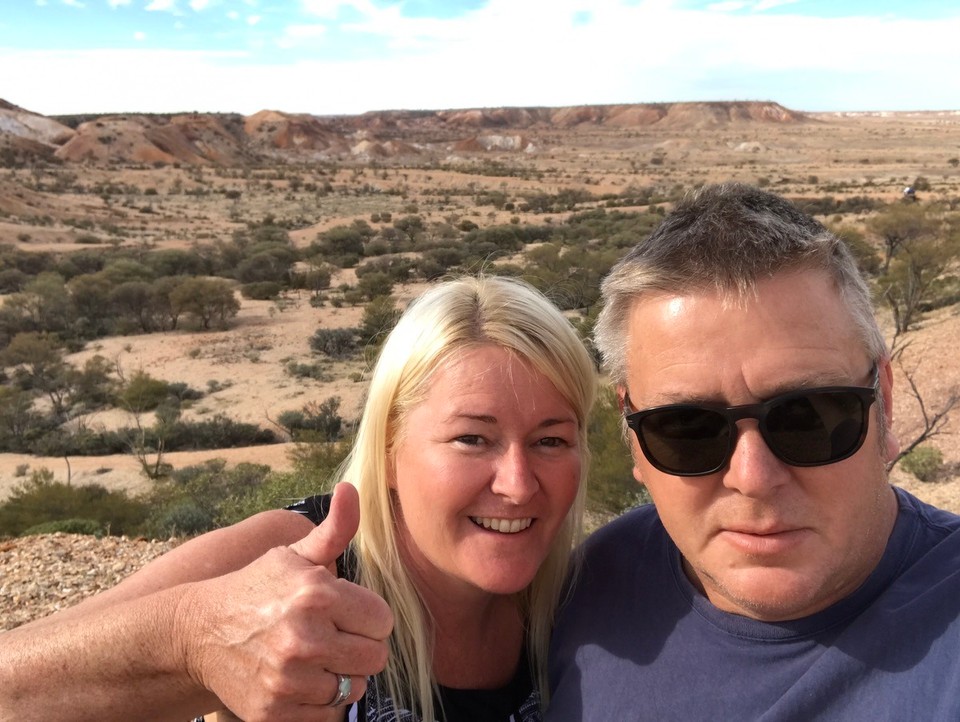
[119,371,172,412]
[311,226,366,267]
[21,518,103,537]
[166,381,204,402]
[0,470,149,538]
[0,268,28,293]
[149,500,215,538]
[290,266,332,294]
[310,327,359,359]
[901,445,944,482]
[360,296,400,348]
[161,415,276,451]
[145,248,209,277]
[277,397,343,441]
[356,271,394,300]
[284,361,332,381]
[217,442,352,526]
[235,248,296,284]
[240,281,283,300]
[143,460,274,537]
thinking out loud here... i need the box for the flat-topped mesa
[0,99,810,166]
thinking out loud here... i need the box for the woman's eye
[454,435,483,446]
[538,436,568,448]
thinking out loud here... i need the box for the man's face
[621,268,899,621]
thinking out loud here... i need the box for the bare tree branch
[888,360,959,470]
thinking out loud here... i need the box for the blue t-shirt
[547,487,960,721]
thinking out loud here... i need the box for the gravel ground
[0,533,180,631]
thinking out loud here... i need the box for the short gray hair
[595,183,887,387]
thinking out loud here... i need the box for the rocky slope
[0,100,809,167]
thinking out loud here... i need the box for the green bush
[119,371,172,412]
[277,397,343,441]
[217,442,351,525]
[310,327,359,359]
[285,361,333,381]
[0,470,149,538]
[241,281,283,300]
[150,500,216,538]
[21,518,103,537]
[901,445,944,482]
[142,460,273,537]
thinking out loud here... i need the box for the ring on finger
[327,672,352,708]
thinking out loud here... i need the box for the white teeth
[471,517,533,534]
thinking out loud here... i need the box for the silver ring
[327,672,352,708]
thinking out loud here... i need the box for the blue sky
[2,0,959,116]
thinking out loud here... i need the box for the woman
[0,275,596,722]
[294,274,596,721]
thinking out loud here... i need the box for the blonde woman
[0,275,596,722]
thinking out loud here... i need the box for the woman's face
[391,344,582,600]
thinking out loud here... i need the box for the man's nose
[491,444,540,504]
[721,422,791,496]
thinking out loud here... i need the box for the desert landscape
[1,99,960,625]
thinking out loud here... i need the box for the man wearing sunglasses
[548,184,960,720]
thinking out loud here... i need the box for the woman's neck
[428,591,525,689]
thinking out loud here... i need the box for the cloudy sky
[2,0,959,116]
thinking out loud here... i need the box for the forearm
[0,582,221,722]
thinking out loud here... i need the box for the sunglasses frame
[623,365,879,477]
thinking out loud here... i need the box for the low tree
[867,202,939,274]
[170,278,241,330]
[0,332,72,419]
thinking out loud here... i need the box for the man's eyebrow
[633,368,874,407]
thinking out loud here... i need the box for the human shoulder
[583,503,663,555]
[571,503,666,585]
[893,485,960,537]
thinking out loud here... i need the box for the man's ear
[616,385,628,414]
[879,357,900,463]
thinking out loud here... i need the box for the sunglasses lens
[765,391,867,465]
[639,407,730,475]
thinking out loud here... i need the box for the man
[548,184,960,720]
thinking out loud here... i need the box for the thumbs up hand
[182,483,394,722]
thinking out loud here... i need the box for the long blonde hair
[339,275,596,720]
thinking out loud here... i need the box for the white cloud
[247,14,262,25]
[707,1,748,11]
[301,0,375,21]
[754,0,800,11]
[227,10,239,19]
[146,0,177,11]
[108,0,131,7]
[134,30,146,40]
[35,0,48,6]
[62,0,85,7]
[5,2,960,115]
[279,23,328,48]
[189,0,210,11]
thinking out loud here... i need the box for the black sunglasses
[624,366,878,477]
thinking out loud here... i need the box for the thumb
[289,482,360,568]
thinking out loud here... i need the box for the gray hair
[595,183,887,387]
